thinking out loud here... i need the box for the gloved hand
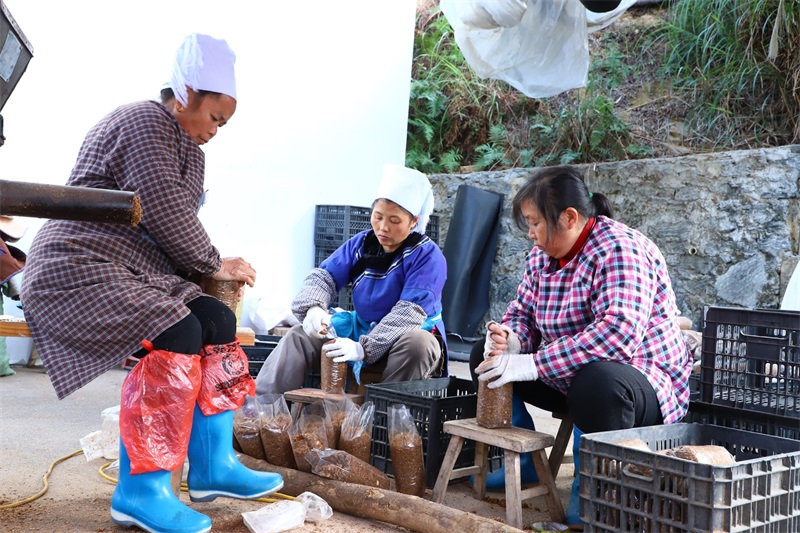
[483,321,521,358]
[476,353,538,388]
[322,338,365,363]
[302,306,331,339]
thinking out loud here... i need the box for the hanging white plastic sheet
[440,0,637,98]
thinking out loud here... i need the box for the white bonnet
[374,164,434,234]
[168,33,237,106]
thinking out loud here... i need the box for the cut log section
[239,454,525,533]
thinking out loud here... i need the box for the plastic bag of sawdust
[306,448,391,489]
[259,394,296,469]
[301,401,335,448]
[388,404,425,497]
[339,401,375,464]
[288,412,329,473]
[242,492,332,532]
[234,395,266,460]
[324,395,357,450]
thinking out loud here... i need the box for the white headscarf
[374,164,435,234]
[168,33,237,106]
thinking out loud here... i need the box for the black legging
[469,341,663,433]
[134,296,237,358]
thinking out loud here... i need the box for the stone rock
[430,145,800,333]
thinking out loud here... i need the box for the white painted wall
[1,0,417,352]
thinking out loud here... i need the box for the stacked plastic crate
[313,205,440,310]
[688,306,800,438]
[579,305,800,532]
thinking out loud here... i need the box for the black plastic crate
[688,372,700,403]
[364,377,503,489]
[314,204,440,249]
[243,335,281,379]
[580,423,800,532]
[425,215,440,246]
[686,401,800,440]
[699,306,800,419]
[314,205,372,246]
[314,243,339,268]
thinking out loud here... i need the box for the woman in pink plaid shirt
[471,165,692,527]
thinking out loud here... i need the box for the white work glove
[322,338,365,363]
[476,353,538,388]
[302,306,331,339]
[483,321,521,358]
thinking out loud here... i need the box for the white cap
[374,164,434,234]
[168,33,236,107]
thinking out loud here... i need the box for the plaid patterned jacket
[502,216,692,424]
[21,101,220,399]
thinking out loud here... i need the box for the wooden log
[0,179,142,226]
[239,454,524,533]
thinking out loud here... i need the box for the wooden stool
[432,418,565,529]
[284,387,364,419]
[549,411,574,478]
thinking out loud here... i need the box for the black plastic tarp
[441,184,504,341]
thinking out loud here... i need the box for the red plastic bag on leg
[197,340,255,416]
[119,341,202,474]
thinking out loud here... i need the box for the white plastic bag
[440,0,636,98]
[242,500,305,533]
[441,0,589,98]
[460,0,527,29]
[241,492,333,533]
[296,491,333,523]
[248,297,299,335]
[80,405,120,461]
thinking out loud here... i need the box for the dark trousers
[469,341,663,433]
[134,296,237,358]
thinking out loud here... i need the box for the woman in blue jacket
[256,164,447,394]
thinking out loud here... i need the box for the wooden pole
[239,454,524,533]
[0,179,141,226]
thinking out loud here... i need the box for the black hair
[159,87,215,105]
[511,165,614,241]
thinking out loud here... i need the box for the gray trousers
[255,324,442,395]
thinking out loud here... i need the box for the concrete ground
[0,359,575,532]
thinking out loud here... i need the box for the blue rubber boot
[475,393,539,490]
[111,441,211,533]
[187,404,284,502]
[566,426,585,529]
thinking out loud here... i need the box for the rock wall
[429,145,800,334]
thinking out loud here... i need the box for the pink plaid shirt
[502,216,692,424]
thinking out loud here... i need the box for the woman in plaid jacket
[471,165,692,527]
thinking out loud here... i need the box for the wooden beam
[0,317,30,337]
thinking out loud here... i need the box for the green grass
[406,1,800,172]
